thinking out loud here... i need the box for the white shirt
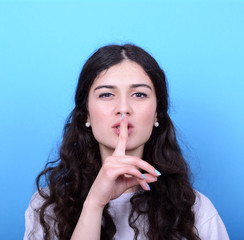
[108,191,229,240]
[24,190,229,239]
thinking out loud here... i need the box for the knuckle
[130,156,139,165]
[123,165,135,175]
[102,160,112,171]
[102,165,114,179]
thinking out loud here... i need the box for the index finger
[112,113,128,156]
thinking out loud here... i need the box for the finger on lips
[111,113,161,191]
[113,113,128,156]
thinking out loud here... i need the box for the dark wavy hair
[36,44,200,240]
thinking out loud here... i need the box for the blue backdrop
[0,0,243,239]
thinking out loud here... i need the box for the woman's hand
[71,114,161,240]
[85,114,160,209]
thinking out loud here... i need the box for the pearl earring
[85,122,91,127]
[154,122,159,127]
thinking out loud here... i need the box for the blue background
[0,0,243,239]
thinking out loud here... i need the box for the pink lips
[112,122,134,136]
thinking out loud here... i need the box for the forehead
[91,60,154,87]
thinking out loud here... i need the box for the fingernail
[146,183,150,191]
[121,113,124,120]
[155,169,161,176]
[142,173,146,179]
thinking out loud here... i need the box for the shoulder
[193,191,229,240]
[27,189,49,211]
[25,188,54,218]
[193,191,218,224]
[24,188,56,240]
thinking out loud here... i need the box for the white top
[24,190,229,240]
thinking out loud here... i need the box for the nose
[115,97,133,116]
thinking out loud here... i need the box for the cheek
[88,103,112,137]
[88,114,106,143]
[140,104,157,124]
[88,100,109,122]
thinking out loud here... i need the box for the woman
[24,44,229,240]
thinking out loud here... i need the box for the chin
[125,142,145,153]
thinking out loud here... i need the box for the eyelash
[98,92,148,99]
[99,92,114,98]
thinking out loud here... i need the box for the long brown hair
[36,44,200,239]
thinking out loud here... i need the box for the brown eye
[133,92,147,99]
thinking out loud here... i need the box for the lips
[112,122,134,136]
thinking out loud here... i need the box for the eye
[133,92,148,99]
[99,92,114,98]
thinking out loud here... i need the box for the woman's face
[87,60,157,159]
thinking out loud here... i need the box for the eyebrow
[94,84,152,92]
[131,84,152,91]
[94,85,115,91]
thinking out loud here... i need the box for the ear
[154,112,158,123]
